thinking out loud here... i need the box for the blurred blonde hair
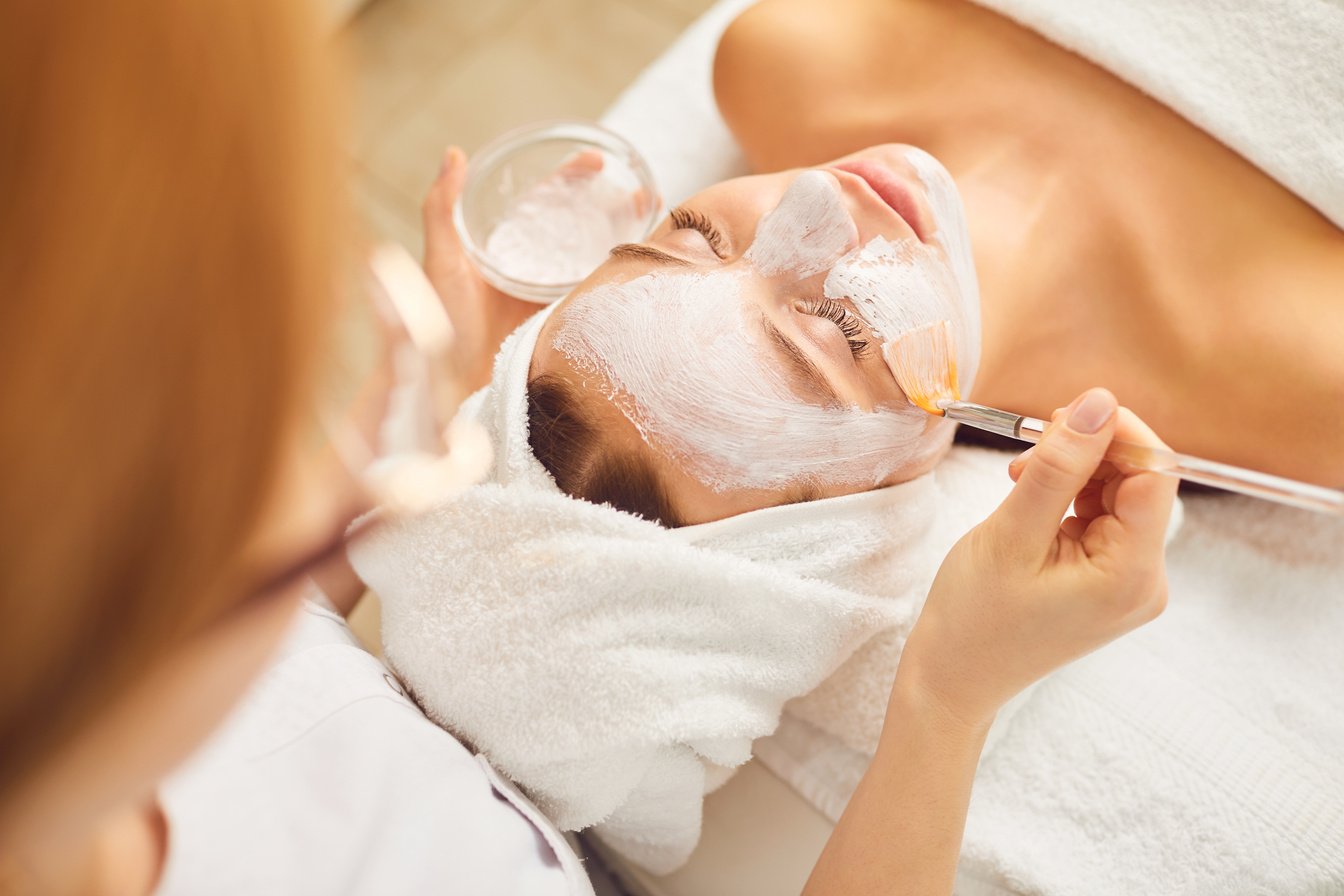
[0,0,342,798]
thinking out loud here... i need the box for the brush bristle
[883,320,961,415]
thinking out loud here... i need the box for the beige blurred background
[338,0,717,648]
[343,0,717,250]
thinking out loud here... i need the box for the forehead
[669,171,791,220]
[529,265,656,379]
[527,269,782,521]
[531,265,736,376]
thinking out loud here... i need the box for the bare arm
[805,680,989,895]
[804,390,1177,894]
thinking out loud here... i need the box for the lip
[830,160,932,243]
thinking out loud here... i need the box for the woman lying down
[352,147,1016,872]
[352,0,1344,878]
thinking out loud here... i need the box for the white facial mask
[744,170,856,279]
[553,151,980,494]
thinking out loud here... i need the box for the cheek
[825,236,981,392]
[825,239,957,339]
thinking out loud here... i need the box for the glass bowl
[453,120,663,304]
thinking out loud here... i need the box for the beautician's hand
[898,387,1179,726]
[807,389,1176,896]
[422,146,540,393]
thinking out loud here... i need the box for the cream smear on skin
[829,149,981,388]
[553,150,980,494]
[744,171,856,279]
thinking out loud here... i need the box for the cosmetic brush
[884,321,1344,516]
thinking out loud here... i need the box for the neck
[891,1,1344,373]
[0,801,166,896]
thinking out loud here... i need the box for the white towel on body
[954,500,1344,895]
[348,300,1026,873]
[754,500,1344,896]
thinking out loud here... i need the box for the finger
[1105,471,1178,556]
[1007,446,1033,482]
[1100,470,1124,516]
[557,148,604,179]
[424,146,469,264]
[425,146,467,214]
[1104,408,1161,475]
[1106,411,1179,556]
[1072,478,1108,522]
[1059,515,1088,542]
[994,387,1119,551]
[1071,455,1125,520]
[629,185,659,220]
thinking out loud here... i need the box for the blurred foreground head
[0,0,342,841]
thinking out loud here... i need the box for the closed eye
[669,206,729,259]
[798,298,872,359]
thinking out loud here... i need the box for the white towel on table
[953,499,1344,895]
[348,300,1022,874]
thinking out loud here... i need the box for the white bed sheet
[600,0,754,209]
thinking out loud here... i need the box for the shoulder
[712,0,829,167]
[712,0,911,170]
[158,601,589,895]
[172,599,488,797]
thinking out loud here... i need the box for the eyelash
[670,207,728,258]
[801,298,871,359]
[667,209,868,361]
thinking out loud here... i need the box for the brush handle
[941,401,1344,516]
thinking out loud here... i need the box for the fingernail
[1009,446,1033,469]
[1066,389,1115,434]
[439,146,458,179]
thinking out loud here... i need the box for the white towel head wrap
[347,298,1024,871]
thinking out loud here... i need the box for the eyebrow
[763,320,841,405]
[608,243,694,267]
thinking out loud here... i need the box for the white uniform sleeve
[155,601,594,896]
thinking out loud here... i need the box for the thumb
[424,146,468,261]
[994,387,1119,550]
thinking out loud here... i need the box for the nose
[742,169,859,282]
[825,166,924,246]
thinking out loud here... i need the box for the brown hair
[0,0,340,798]
[527,374,683,527]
